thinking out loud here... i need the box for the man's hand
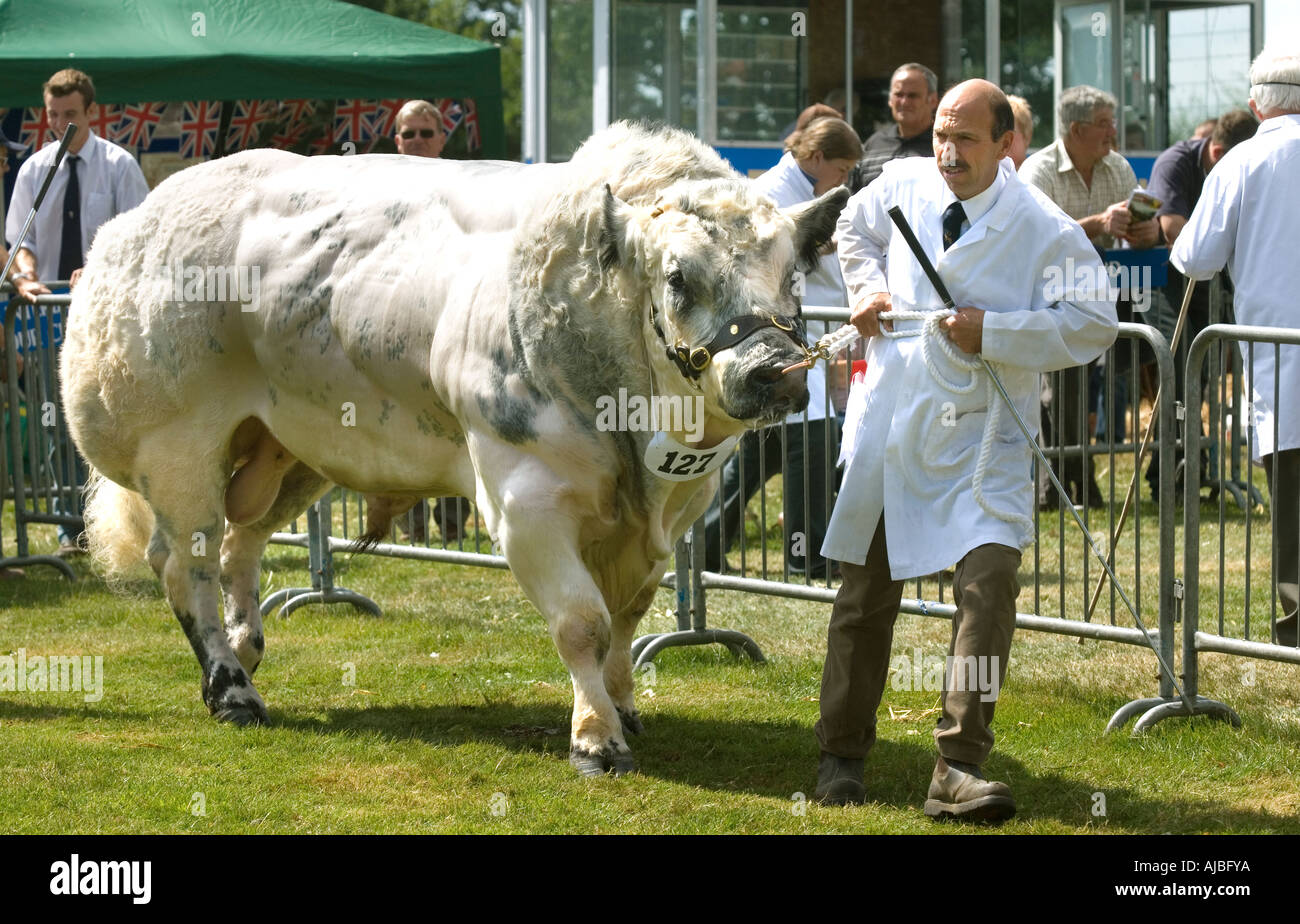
[1100,201,1131,239]
[13,277,50,303]
[1122,217,1159,249]
[850,291,893,338]
[943,306,984,354]
[69,268,83,290]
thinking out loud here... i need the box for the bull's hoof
[617,707,644,737]
[569,743,637,778]
[212,699,271,727]
[609,751,637,777]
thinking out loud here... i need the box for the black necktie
[942,201,966,250]
[58,155,83,280]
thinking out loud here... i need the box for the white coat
[824,157,1117,578]
[1171,113,1300,460]
[753,152,848,422]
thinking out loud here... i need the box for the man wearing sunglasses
[394,99,447,159]
[392,98,469,544]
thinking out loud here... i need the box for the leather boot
[924,755,1016,823]
[815,752,865,805]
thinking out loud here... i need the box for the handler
[1170,46,1300,648]
[815,79,1118,821]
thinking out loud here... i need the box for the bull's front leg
[605,577,663,738]
[498,517,635,777]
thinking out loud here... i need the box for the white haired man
[1019,85,1158,507]
[1171,47,1300,648]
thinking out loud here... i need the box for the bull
[60,122,847,775]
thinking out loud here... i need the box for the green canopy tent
[0,0,504,158]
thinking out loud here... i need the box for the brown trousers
[815,517,1021,766]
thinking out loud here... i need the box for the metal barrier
[260,493,380,618]
[263,489,708,662]
[2,290,78,579]
[1199,276,1267,511]
[1183,323,1300,714]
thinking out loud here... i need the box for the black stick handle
[887,205,956,311]
[2,123,79,287]
[31,122,80,212]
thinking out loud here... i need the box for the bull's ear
[599,184,637,272]
[784,186,851,272]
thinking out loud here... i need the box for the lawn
[2,468,1297,834]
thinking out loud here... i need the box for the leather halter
[650,298,805,382]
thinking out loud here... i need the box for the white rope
[879,309,1033,538]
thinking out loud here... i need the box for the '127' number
[657,451,717,476]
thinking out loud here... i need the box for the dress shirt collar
[941,163,1006,229]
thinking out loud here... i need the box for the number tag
[643,430,740,482]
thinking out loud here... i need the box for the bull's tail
[83,468,156,582]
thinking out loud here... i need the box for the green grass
[2,473,1297,833]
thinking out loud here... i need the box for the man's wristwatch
[11,271,34,282]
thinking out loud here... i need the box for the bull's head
[599,180,850,429]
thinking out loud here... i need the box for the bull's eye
[666,268,693,311]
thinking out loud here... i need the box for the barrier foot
[632,629,765,669]
[274,587,383,619]
[1132,696,1241,734]
[1107,695,1242,735]
[1206,478,1267,512]
[0,555,76,581]
[259,586,312,618]
[1104,697,1168,735]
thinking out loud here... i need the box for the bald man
[818,79,1117,821]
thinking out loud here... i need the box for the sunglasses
[400,129,439,139]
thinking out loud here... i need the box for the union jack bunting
[371,98,408,138]
[270,120,306,150]
[113,102,164,149]
[179,101,222,158]
[333,98,378,145]
[277,99,316,125]
[87,104,122,140]
[461,99,480,152]
[226,99,275,150]
[19,107,50,149]
[436,98,463,135]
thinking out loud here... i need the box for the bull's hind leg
[499,520,634,777]
[220,463,330,677]
[139,442,269,726]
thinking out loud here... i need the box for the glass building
[522,0,1266,177]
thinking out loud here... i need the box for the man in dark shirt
[851,63,938,190]
[1142,109,1258,498]
[1150,109,1258,251]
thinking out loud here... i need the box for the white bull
[61,122,847,775]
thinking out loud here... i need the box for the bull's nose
[750,361,806,403]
